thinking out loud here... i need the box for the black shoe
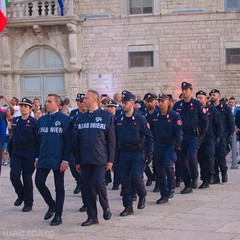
[22,205,32,212]
[112,185,119,190]
[14,197,23,206]
[146,178,152,186]
[167,190,174,199]
[132,193,137,201]
[199,181,209,189]
[153,186,160,192]
[73,183,81,194]
[175,179,180,188]
[44,205,55,220]
[222,173,228,183]
[212,175,220,184]
[181,187,193,194]
[137,196,146,209]
[79,205,87,212]
[103,208,112,220]
[120,206,134,217]
[156,196,169,204]
[81,218,99,226]
[191,179,198,189]
[50,215,62,226]
[209,175,215,184]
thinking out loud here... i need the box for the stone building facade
[0,0,240,105]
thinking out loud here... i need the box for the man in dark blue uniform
[142,93,159,190]
[115,91,154,216]
[69,93,86,195]
[152,93,183,204]
[209,89,235,183]
[70,93,88,213]
[8,98,38,212]
[75,90,116,226]
[196,91,223,188]
[173,82,208,194]
[35,94,72,226]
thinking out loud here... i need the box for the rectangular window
[128,51,154,67]
[226,48,240,64]
[225,0,240,10]
[129,0,153,14]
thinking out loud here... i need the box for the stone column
[67,23,78,66]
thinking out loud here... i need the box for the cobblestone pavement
[1,158,240,240]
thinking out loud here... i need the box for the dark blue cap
[76,93,85,101]
[181,82,192,89]
[196,90,207,97]
[157,93,169,101]
[122,92,136,102]
[19,98,33,107]
[209,89,220,96]
[143,93,157,101]
[106,100,117,107]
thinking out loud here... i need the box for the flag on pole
[0,0,7,32]
[58,0,64,16]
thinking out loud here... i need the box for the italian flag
[0,0,8,33]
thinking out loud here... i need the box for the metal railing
[6,0,79,19]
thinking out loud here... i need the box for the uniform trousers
[10,149,35,206]
[179,135,199,188]
[198,137,215,181]
[215,135,228,175]
[35,168,65,217]
[81,164,109,220]
[119,151,147,207]
[154,143,176,197]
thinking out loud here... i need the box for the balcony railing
[7,0,79,19]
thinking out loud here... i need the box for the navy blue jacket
[203,104,223,141]
[115,110,154,153]
[70,108,80,118]
[151,109,183,146]
[213,103,235,140]
[37,111,72,170]
[11,116,38,154]
[173,98,209,143]
[75,108,116,166]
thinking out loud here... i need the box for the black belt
[155,139,175,144]
[183,127,200,136]
[12,142,36,150]
[119,145,143,152]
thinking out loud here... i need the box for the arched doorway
[20,46,65,105]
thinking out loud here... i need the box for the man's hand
[105,162,113,171]
[145,152,153,164]
[60,162,69,173]
[34,160,38,169]
[76,164,81,173]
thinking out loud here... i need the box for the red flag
[0,0,7,32]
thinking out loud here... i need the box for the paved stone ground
[1,158,240,240]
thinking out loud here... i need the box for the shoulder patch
[177,120,182,126]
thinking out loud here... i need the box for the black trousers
[81,164,109,219]
[35,168,65,217]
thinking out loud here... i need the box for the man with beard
[173,82,208,193]
[209,89,235,183]
[142,93,159,191]
[196,91,223,188]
